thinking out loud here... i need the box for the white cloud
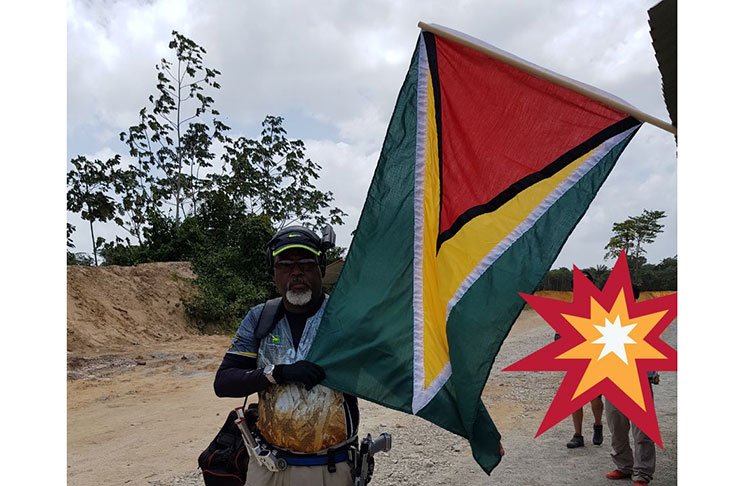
[90,146,118,162]
[304,139,381,248]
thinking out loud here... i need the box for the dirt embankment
[67,262,199,355]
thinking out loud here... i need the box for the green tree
[184,192,275,332]
[118,30,227,224]
[538,267,573,291]
[582,264,610,289]
[67,223,76,249]
[604,219,636,261]
[67,251,94,266]
[221,115,347,230]
[67,155,119,265]
[325,245,347,264]
[604,209,666,273]
[636,255,677,291]
[111,164,151,245]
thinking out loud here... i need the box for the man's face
[273,248,323,308]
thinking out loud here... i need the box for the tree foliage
[538,256,677,292]
[537,267,574,291]
[67,251,94,266]
[582,264,610,289]
[67,155,119,265]
[220,115,347,230]
[604,209,666,272]
[67,223,76,249]
[636,255,677,291]
[118,30,227,226]
[185,205,275,332]
[325,245,346,265]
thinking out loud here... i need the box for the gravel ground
[150,310,677,486]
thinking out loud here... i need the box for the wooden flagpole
[418,22,677,136]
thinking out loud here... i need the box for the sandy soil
[67,262,198,355]
[67,263,676,485]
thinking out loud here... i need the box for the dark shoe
[606,470,631,480]
[593,424,603,445]
[566,434,584,448]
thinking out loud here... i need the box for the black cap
[268,226,322,258]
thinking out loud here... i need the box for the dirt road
[67,309,676,485]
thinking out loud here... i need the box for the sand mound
[67,262,199,355]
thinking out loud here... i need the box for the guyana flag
[307,26,642,473]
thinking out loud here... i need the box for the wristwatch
[263,364,277,385]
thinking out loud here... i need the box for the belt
[276,449,350,466]
[272,439,356,467]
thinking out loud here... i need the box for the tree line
[67,32,346,332]
[538,255,676,292]
[540,209,676,291]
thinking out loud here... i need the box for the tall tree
[604,209,666,272]
[221,115,347,229]
[67,155,119,265]
[119,30,227,223]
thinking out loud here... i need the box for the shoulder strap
[255,297,284,342]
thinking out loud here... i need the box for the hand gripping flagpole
[418,22,677,136]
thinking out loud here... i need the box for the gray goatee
[285,289,312,306]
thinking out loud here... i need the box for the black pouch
[198,406,252,486]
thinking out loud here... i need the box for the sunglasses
[274,258,319,273]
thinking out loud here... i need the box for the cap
[269,226,322,258]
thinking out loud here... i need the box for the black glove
[274,360,326,390]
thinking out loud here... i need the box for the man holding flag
[214,226,358,486]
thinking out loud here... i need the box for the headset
[265,224,336,277]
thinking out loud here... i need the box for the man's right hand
[274,360,326,390]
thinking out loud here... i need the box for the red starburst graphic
[503,251,677,447]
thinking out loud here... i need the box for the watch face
[264,364,276,383]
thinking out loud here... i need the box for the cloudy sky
[67,0,677,270]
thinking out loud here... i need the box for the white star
[592,315,636,364]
